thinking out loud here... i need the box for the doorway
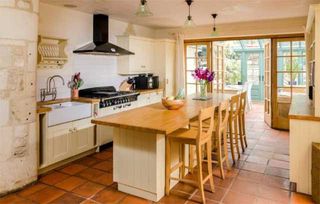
[271,38,306,130]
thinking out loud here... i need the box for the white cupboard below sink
[41,117,95,168]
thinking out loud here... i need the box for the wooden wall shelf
[37,36,68,69]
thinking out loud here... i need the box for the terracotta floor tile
[254,145,274,152]
[0,194,29,204]
[80,199,100,204]
[74,156,102,167]
[77,168,105,181]
[157,195,188,204]
[290,192,314,204]
[246,155,269,165]
[92,160,113,172]
[222,190,256,204]
[55,176,86,191]
[268,159,289,170]
[92,172,114,186]
[27,186,65,204]
[92,188,127,203]
[172,182,197,196]
[120,195,152,204]
[265,167,289,179]
[72,182,104,198]
[49,193,85,204]
[242,162,266,173]
[262,175,290,190]
[40,171,70,185]
[255,197,285,204]
[92,151,113,160]
[250,150,273,159]
[17,183,48,197]
[272,153,289,162]
[257,185,290,203]
[59,164,88,175]
[230,179,260,196]
[191,186,227,202]
[237,170,265,183]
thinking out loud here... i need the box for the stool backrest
[240,91,247,113]
[197,106,215,142]
[217,100,229,133]
[229,94,240,119]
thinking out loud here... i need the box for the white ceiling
[40,0,320,29]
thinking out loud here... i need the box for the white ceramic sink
[45,102,92,126]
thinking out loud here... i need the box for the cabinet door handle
[73,127,77,132]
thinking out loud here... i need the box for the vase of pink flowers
[68,72,84,98]
[192,68,215,99]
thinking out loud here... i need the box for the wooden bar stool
[165,106,215,204]
[228,94,241,162]
[212,100,231,179]
[189,101,231,179]
[239,91,248,152]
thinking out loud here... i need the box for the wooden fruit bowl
[162,98,185,110]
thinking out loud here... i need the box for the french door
[272,38,306,130]
[185,42,211,95]
[264,42,272,127]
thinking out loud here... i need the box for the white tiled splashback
[36,54,127,101]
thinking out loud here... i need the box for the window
[185,42,211,95]
[276,40,306,103]
[247,53,260,86]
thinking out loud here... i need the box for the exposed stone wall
[0,0,39,195]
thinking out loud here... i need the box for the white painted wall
[37,3,156,101]
[155,17,307,40]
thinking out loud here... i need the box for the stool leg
[165,137,171,196]
[223,130,231,170]
[189,145,195,174]
[206,140,215,193]
[181,144,185,179]
[196,144,206,204]
[242,114,248,147]
[228,121,236,163]
[239,115,245,153]
[234,118,241,159]
[216,131,225,179]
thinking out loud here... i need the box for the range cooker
[79,86,140,111]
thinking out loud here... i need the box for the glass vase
[199,80,208,99]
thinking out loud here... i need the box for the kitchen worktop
[92,93,233,135]
[37,97,100,113]
[289,95,320,121]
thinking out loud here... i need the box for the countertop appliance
[73,15,134,56]
[134,74,159,89]
[79,86,139,110]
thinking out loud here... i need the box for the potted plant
[68,72,84,98]
[192,68,215,99]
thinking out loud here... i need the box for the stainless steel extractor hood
[73,14,134,56]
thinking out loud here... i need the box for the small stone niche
[37,35,68,69]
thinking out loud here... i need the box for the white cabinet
[45,118,95,166]
[154,39,176,97]
[117,35,154,75]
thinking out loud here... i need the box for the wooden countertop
[92,93,234,135]
[289,95,320,121]
[37,97,99,114]
[135,88,164,94]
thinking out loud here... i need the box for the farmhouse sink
[45,102,92,126]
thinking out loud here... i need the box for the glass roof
[220,39,306,52]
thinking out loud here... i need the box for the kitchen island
[92,93,234,201]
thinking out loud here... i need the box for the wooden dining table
[91,93,235,202]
